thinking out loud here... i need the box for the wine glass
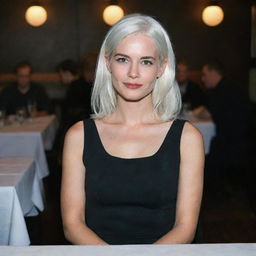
[0,109,6,128]
[16,107,26,125]
[27,100,37,122]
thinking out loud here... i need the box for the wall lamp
[25,1,47,27]
[103,0,124,26]
[202,0,224,27]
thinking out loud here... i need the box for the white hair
[91,14,181,121]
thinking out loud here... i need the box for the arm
[35,84,51,115]
[154,122,204,244]
[61,121,108,245]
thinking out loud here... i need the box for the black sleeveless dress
[83,118,188,244]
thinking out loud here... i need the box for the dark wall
[0,0,251,85]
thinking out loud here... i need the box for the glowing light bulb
[103,5,124,26]
[25,5,47,27]
[202,5,224,26]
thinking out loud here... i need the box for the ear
[157,58,168,78]
[104,56,111,73]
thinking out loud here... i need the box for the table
[193,120,215,154]
[180,113,216,154]
[0,244,255,255]
[0,157,44,246]
[0,115,58,179]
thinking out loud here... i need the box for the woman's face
[106,33,166,102]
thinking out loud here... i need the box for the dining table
[0,157,44,246]
[180,112,216,155]
[0,243,255,255]
[192,120,215,155]
[0,115,58,179]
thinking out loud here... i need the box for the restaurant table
[193,120,215,154]
[0,157,44,246]
[0,244,255,255]
[180,113,216,154]
[0,115,58,179]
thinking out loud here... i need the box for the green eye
[116,57,128,63]
[142,60,153,65]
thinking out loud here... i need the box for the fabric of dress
[83,118,195,245]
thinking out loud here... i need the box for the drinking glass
[0,109,6,128]
[27,100,37,121]
[16,107,26,125]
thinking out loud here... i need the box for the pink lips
[123,83,143,89]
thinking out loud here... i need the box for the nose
[128,62,139,79]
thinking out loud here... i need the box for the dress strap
[83,118,100,165]
[163,119,186,149]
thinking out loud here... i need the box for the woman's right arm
[61,121,108,245]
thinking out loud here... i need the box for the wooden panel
[0,71,201,85]
[0,73,60,83]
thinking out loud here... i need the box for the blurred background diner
[0,0,255,246]
[176,60,205,111]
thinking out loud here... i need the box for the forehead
[202,65,210,73]
[177,64,188,71]
[114,33,158,56]
[17,66,31,74]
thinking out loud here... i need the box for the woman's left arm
[155,122,204,244]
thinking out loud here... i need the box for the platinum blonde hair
[91,14,181,121]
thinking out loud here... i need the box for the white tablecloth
[0,115,58,179]
[193,121,215,154]
[0,244,255,255]
[0,157,44,246]
[180,113,216,154]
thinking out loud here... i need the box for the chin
[118,92,153,102]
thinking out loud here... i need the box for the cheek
[110,64,126,79]
[143,68,158,83]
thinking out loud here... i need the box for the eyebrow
[114,53,156,60]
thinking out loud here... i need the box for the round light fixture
[202,5,224,26]
[25,5,47,27]
[103,5,124,26]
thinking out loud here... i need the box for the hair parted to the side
[91,13,181,121]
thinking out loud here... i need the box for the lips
[123,82,143,89]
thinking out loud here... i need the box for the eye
[141,60,153,65]
[116,57,128,63]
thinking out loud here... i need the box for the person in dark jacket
[200,61,249,187]
[176,61,205,110]
[0,61,51,116]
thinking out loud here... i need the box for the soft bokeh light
[202,5,224,27]
[103,5,124,26]
[25,6,47,27]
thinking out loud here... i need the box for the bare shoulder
[181,121,204,148]
[64,121,84,145]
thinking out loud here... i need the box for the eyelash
[115,58,153,66]
[141,60,153,65]
[116,57,128,63]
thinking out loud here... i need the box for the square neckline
[91,119,178,160]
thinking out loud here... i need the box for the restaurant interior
[0,0,256,247]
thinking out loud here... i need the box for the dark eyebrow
[113,53,156,61]
[141,56,156,60]
[113,53,130,58]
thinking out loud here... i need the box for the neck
[109,94,159,125]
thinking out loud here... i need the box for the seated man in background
[198,61,249,188]
[62,51,98,128]
[176,60,205,110]
[0,61,51,116]
[58,59,79,86]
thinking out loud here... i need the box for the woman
[61,14,204,245]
